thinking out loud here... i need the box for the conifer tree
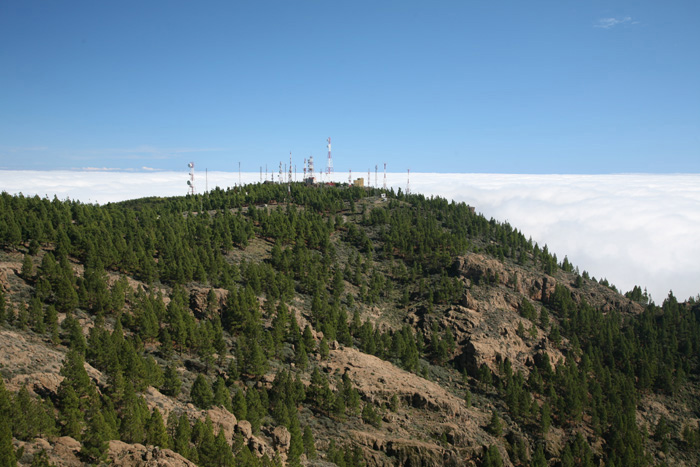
[232,388,247,421]
[161,364,181,397]
[245,388,263,433]
[303,425,317,459]
[487,410,502,437]
[190,374,214,409]
[82,410,110,463]
[173,413,192,459]
[0,415,16,467]
[213,376,233,412]
[287,412,303,466]
[145,408,169,449]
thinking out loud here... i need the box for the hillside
[1,183,699,466]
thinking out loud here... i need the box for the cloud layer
[2,170,698,302]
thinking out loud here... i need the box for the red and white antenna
[327,137,333,175]
[383,163,387,190]
[187,162,196,195]
[308,155,314,182]
[375,165,378,188]
[303,158,307,180]
[349,169,352,185]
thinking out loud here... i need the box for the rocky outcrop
[15,437,83,467]
[108,440,196,466]
[325,347,465,418]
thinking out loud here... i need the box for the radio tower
[308,155,314,182]
[279,162,283,184]
[383,163,387,190]
[406,169,411,195]
[375,165,378,188]
[349,169,352,185]
[288,152,292,194]
[326,137,333,176]
[187,162,196,195]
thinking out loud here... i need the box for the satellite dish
[188,162,194,168]
[187,180,191,185]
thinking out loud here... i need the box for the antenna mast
[327,137,333,176]
[375,165,378,188]
[187,162,196,195]
[308,155,314,183]
[349,169,352,185]
[406,169,411,195]
[288,152,292,194]
[279,162,283,184]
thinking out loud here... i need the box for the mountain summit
[1,184,698,466]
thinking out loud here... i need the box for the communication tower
[327,137,333,175]
[375,165,378,188]
[288,152,293,194]
[279,162,283,184]
[187,162,196,195]
[406,169,411,195]
[383,163,387,190]
[308,156,314,181]
[349,169,352,185]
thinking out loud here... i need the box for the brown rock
[271,425,291,451]
[236,420,253,440]
[108,440,196,466]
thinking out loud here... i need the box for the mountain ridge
[1,184,699,466]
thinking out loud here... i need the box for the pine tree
[287,412,303,466]
[82,410,110,463]
[58,384,83,439]
[245,388,263,433]
[173,413,192,459]
[232,388,247,421]
[190,374,214,409]
[303,425,317,459]
[161,364,182,397]
[145,408,169,449]
[482,445,503,467]
[213,376,233,412]
[487,410,502,437]
[0,414,17,467]
[21,254,34,280]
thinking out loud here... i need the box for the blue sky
[1,1,699,173]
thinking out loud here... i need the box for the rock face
[15,437,83,467]
[108,440,197,467]
[323,347,499,465]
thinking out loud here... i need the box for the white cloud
[1,170,698,303]
[595,16,633,29]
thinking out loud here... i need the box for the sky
[2,171,699,303]
[1,1,699,173]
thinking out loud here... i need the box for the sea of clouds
[2,170,698,303]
